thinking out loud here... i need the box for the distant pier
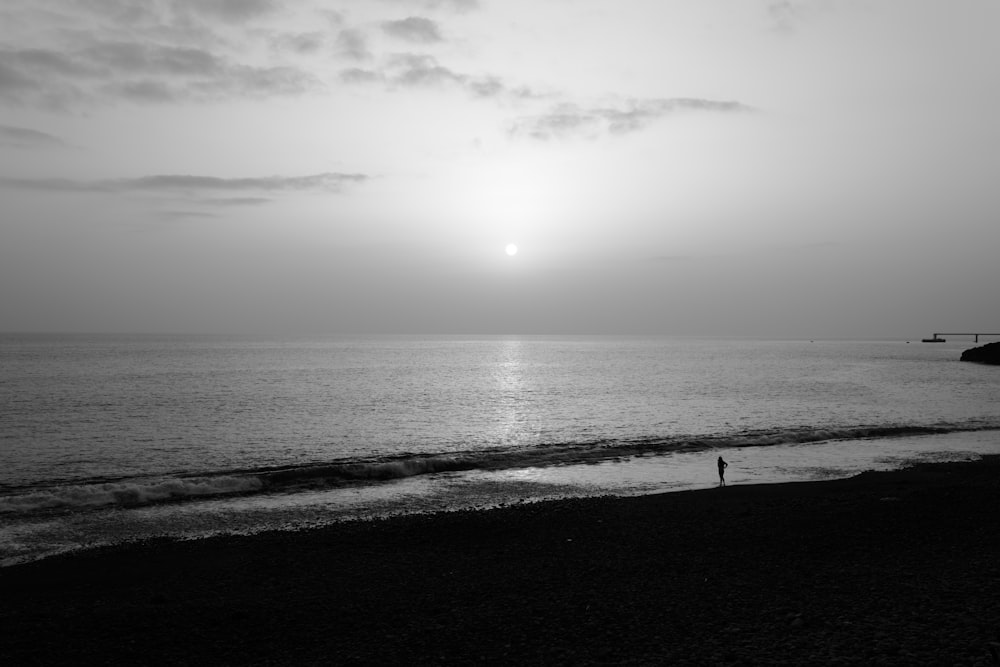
[922,333,1000,343]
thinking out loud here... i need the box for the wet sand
[2,456,999,666]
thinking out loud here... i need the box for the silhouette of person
[717,456,728,487]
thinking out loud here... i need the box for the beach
[3,455,999,666]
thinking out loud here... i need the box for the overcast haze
[1,0,998,337]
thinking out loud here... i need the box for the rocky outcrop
[960,341,1000,365]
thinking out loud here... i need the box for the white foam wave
[0,475,263,513]
[5,421,997,517]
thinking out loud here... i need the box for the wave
[0,476,264,514]
[3,421,998,515]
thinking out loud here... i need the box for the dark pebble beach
[3,456,1000,666]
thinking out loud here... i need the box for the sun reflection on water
[493,338,534,446]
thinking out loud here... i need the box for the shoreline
[3,456,999,665]
[5,427,1000,568]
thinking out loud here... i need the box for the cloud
[0,3,325,109]
[336,29,371,60]
[1,48,103,78]
[322,10,345,27]
[0,124,68,149]
[0,60,35,93]
[381,17,443,43]
[767,1,804,33]
[342,53,542,101]
[69,0,161,27]
[339,67,383,84]
[270,32,325,55]
[83,42,224,76]
[202,197,273,206]
[171,0,280,24]
[220,64,320,97]
[0,49,93,109]
[104,79,177,102]
[103,69,320,105]
[377,0,479,12]
[388,57,506,98]
[0,2,484,110]
[510,98,754,140]
[129,173,370,191]
[388,53,463,87]
[0,42,321,107]
[466,76,505,98]
[0,172,369,193]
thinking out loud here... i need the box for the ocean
[2,334,998,565]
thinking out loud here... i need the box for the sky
[1,0,998,337]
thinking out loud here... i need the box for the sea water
[2,334,998,564]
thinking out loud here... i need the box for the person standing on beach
[717,456,728,487]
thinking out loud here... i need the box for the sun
[505,243,518,256]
